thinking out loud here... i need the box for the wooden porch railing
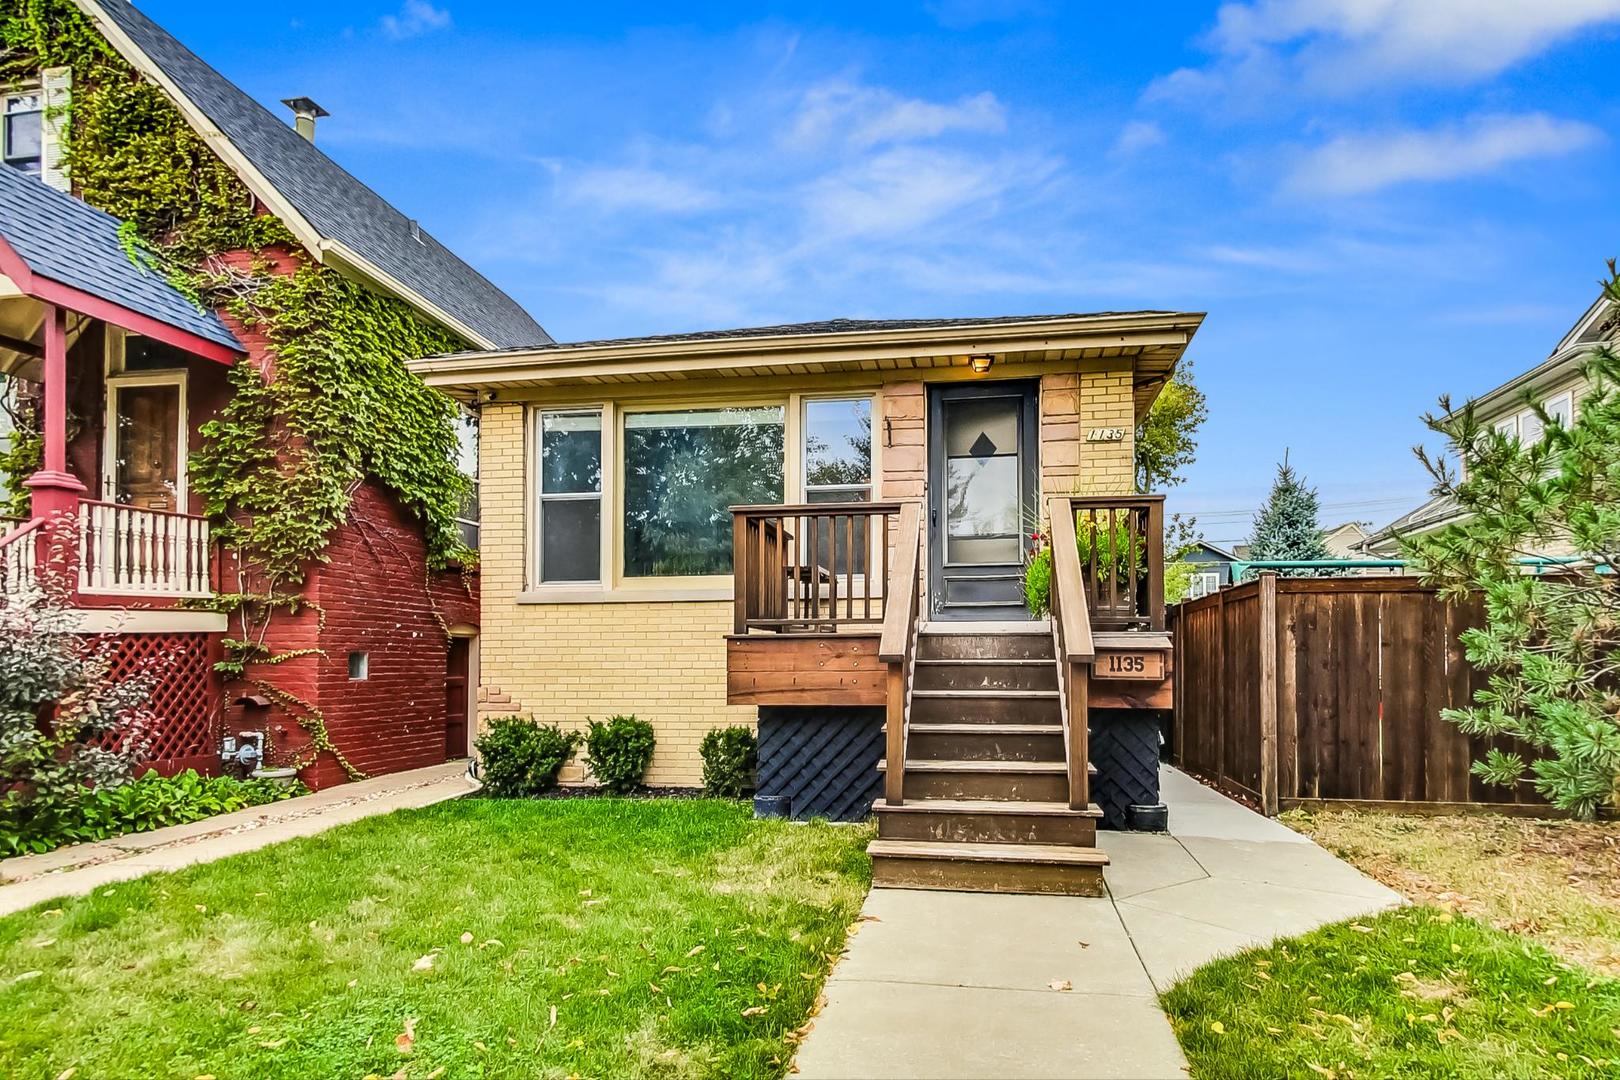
[730,501,903,633]
[1071,495,1166,632]
[878,502,922,806]
[1048,497,1096,809]
[0,518,42,597]
[78,500,213,598]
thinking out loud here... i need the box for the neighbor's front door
[926,380,1039,621]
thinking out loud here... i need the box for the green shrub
[1022,545,1053,616]
[0,769,307,856]
[584,715,656,795]
[699,726,758,798]
[475,716,579,798]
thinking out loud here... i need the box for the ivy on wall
[1,0,477,776]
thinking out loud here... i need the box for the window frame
[2,86,42,175]
[1544,389,1575,431]
[616,399,789,589]
[531,406,607,587]
[798,393,879,591]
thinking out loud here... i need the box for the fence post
[1215,587,1227,788]
[1258,572,1279,816]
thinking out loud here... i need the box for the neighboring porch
[0,161,240,605]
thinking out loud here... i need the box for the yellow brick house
[410,311,1203,895]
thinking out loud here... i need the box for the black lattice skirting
[1091,711,1167,830]
[756,707,884,823]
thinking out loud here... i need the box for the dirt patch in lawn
[1284,810,1620,974]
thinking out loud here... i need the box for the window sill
[517,585,734,605]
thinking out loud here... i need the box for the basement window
[348,652,369,680]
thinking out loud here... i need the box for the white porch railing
[78,500,213,598]
[0,519,41,597]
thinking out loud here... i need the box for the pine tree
[1247,452,1332,574]
[1406,264,1620,818]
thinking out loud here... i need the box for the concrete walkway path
[0,761,475,917]
[792,767,1402,1079]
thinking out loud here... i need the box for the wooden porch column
[23,303,86,518]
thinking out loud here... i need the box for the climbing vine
[1,0,477,777]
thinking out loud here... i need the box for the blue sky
[142,0,1620,544]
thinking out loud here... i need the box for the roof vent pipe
[280,96,330,143]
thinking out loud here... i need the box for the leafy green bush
[0,769,307,856]
[699,726,758,798]
[475,716,580,798]
[585,715,656,795]
[1022,546,1053,616]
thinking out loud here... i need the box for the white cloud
[560,166,719,214]
[786,81,1007,151]
[380,0,451,41]
[1111,120,1166,158]
[1285,112,1603,196]
[1151,0,1620,103]
[803,146,1042,238]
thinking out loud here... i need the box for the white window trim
[1,84,42,176]
[1544,389,1575,429]
[528,404,611,592]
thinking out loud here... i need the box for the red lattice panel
[95,633,222,776]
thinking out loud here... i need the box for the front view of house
[412,311,1202,893]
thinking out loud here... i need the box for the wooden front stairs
[871,624,1108,896]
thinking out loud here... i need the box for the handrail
[731,501,902,634]
[1048,496,1094,810]
[879,502,922,806]
[0,517,43,596]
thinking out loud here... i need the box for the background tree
[1405,266,1620,817]
[1247,452,1332,574]
[1136,362,1209,492]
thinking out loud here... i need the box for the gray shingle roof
[0,163,240,352]
[434,311,1180,360]
[83,0,551,350]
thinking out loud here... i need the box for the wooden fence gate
[1172,574,1546,815]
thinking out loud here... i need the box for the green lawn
[1163,907,1620,1080]
[0,799,873,1080]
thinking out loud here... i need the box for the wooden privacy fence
[1173,574,1546,816]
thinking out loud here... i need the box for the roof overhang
[75,0,499,351]
[0,233,240,365]
[409,311,1205,418]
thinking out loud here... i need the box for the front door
[445,637,470,760]
[927,380,1039,621]
[105,375,186,511]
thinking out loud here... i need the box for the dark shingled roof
[435,311,1179,360]
[0,163,240,352]
[83,0,551,350]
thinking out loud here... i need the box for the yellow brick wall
[474,361,1140,786]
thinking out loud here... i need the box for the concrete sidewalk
[0,761,475,917]
[792,767,1402,1079]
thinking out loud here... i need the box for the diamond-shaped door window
[968,431,998,458]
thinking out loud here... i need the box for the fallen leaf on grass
[1305,1066,1336,1079]
[686,945,706,958]
[55,1069,75,1080]
[412,955,435,972]
[1349,924,1373,934]
[549,1005,557,1028]
[396,1017,418,1053]
[424,1070,446,1079]
[460,932,474,945]
[649,982,663,993]
[1208,1021,1225,1034]
[742,1006,768,1017]
[661,965,684,975]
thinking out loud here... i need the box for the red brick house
[0,1,550,787]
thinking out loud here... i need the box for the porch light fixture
[969,353,994,374]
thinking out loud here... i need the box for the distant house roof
[1183,540,1238,562]
[0,162,240,358]
[78,0,551,350]
[1358,495,1461,554]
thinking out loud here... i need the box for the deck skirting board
[757,706,884,823]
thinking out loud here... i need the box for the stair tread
[906,723,1062,735]
[874,798,1103,818]
[915,658,1053,666]
[885,758,1066,773]
[912,689,1058,698]
[867,839,1110,866]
